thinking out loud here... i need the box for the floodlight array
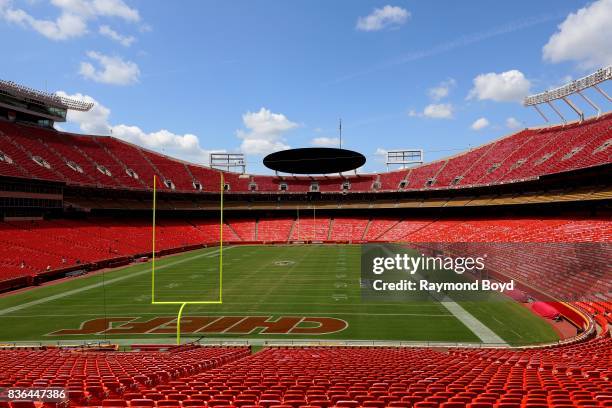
[523,66,611,106]
[0,79,93,111]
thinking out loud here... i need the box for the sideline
[0,247,232,316]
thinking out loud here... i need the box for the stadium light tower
[523,65,611,124]
[0,78,93,125]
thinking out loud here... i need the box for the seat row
[0,113,609,193]
[1,337,609,408]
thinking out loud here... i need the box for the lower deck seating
[189,340,611,408]
[0,346,249,408]
[255,218,294,242]
[330,217,369,241]
[364,219,400,241]
[0,216,609,285]
[228,219,257,241]
[0,218,224,279]
[289,217,330,241]
[0,338,609,408]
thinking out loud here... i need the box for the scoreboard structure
[210,153,246,174]
[385,149,424,171]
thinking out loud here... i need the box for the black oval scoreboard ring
[263,147,366,174]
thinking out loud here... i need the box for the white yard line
[437,298,506,344]
[380,246,507,345]
[0,247,232,316]
[510,329,524,339]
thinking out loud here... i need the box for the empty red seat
[129,400,155,407]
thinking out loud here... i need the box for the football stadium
[0,1,610,407]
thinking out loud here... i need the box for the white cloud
[56,91,111,134]
[423,103,454,119]
[356,5,410,32]
[0,0,140,41]
[99,24,135,46]
[1,4,87,39]
[506,117,522,129]
[240,139,289,156]
[471,117,489,131]
[51,0,140,22]
[467,70,531,102]
[374,148,388,164]
[428,78,456,101]
[311,137,340,147]
[236,108,298,155]
[57,91,215,163]
[408,104,454,119]
[375,147,388,156]
[111,126,215,162]
[409,80,456,120]
[79,51,140,85]
[543,0,612,69]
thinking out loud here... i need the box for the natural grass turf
[0,244,558,345]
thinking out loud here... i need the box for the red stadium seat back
[129,399,155,407]
[182,400,207,407]
[157,401,181,407]
[102,400,128,407]
[9,402,36,408]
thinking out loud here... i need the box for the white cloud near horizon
[311,137,340,147]
[373,147,388,164]
[375,148,388,156]
[56,91,217,164]
[236,108,298,155]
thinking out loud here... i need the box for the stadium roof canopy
[523,65,611,123]
[0,79,93,124]
[0,79,93,111]
[263,147,366,175]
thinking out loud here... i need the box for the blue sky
[1,0,611,174]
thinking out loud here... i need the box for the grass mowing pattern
[0,245,558,345]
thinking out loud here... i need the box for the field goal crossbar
[151,174,224,344]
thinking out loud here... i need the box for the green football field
[0,244,558,346]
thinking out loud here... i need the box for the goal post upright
[150,173,224,345]
[152,175,156,304]
[219,172,223,303]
